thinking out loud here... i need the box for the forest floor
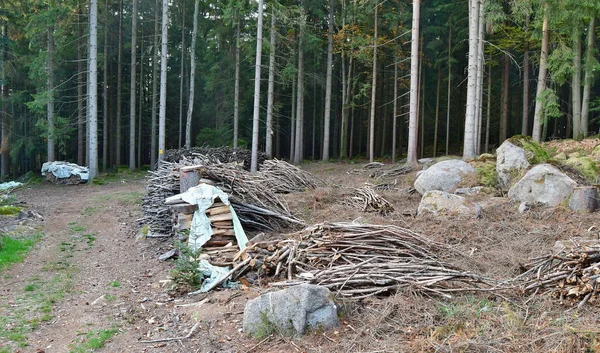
[1,153,600,352]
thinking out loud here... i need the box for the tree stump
[179,170,200,193]
[568,186,598,212]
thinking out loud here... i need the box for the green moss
[0,205,22,215]
[0,234,41,272]
[507,135,551,164]
[565,156,600,183]
[470,160,498,188]
[69,327,119,353]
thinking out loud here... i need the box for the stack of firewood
[205,202,235,245]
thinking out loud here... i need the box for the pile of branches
[230,223,494,299]
[141,148,313,235]
[515,240,600,308]
[347,162,412,180]
[162,146,265,169]
[343,186,394,214]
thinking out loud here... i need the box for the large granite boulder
[243,284,339,337]
[413,159,477,195]
[507,164,577,207]
[417,190,481,217]
[496,140,530,189]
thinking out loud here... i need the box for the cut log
[211,228,235,236]
[208,213,233,222]
[212,221,233,229]
[165,194,184,205]
[206,205,230,216]
[569,186,598,212]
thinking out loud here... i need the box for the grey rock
[417,190,481,217]
[413,159,477,195]
[418,158,435,165]
[159,249,178,261]
[507,164,577,207]
[243,284,339,337]
[496,140,530,189]
[455,186,484,195]
[518,202,530,213]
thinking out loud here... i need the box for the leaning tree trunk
[47,27,56,162]
[532,5,549,143]
[250,0,264,172]
[322,0,334,161]
[185,0,199,150]
[158,0,169,165]
[88,0,99,180]
[368,4,378,163]
[265,12,276,159]
[129,0,138,171]
[581,14,596,138]
[462,0,480,158]
[407,0,420,164]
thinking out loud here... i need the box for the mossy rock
[565,156,600,183]
[506,135,551,164]
[469,159,498,188]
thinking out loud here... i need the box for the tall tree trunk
[102,0,109,171]
[178,5,185,149]
[47,27,55,162]
[368,4,378,163]
[572,27,582,139]
[581,14,596,138]
[185,0,199,150]
[322,0,334,161]
[419,37,424,158]
[462,0,480,158]
[485,64,492,152]
[158,0,169,165]
[445,21,452,155]
[1,23,9,178]
[407,0,420,164]
[233,17,240,148]
[433,67,441,157]
[129,0,138,171]
[250,0,264,172]
[138,21,144,168]
[500,54,509,142]
[474,5,485,155]
[88,0,99,180]
[392,54,398,163]
[521,50,530,135]
[532,5,549,143]
[150,0,160,168]
[289,75,296,161]
[265,12,276,159]
[116,0,123,167]
[77,5,85,166]
[293,9,305,165]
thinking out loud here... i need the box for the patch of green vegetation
[170,243,203,290]
[507,135,551,164]
[109,280,120,288]
[83,234,96,246]
[472,160,499,188]
[69,327,119,353]
[253,311,276,339]
[0,233,41,273]
[81,207,99,216]
[0,205,22,215]
[68,223,86,232]
[23,283,37,292]
[0,195,18,206]
[104,294,116,302]
[565,156,600,183]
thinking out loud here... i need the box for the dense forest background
[0,0,599,179]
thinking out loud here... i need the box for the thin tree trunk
[88,0,99,179]
[322,0,334,161]
[233,17,240,148]
[1,23,9,178]
[521,50,530,135]
[445,21,452,155]
[290,75,296,161]
[532,5,549,143]
[392,54,398,163]
[312,74,316,161]
[77,5,84,166]
[158,0,169,164]
[572,27,582,139]
[250,0,264,172]
[129,0,138,170]
[47,27,55,162]
[102,0,108,171]
[368,4,378,163]
[185,0,199,150]
[474,2,485,155]
[138,21,144,168]
[293,9,305,165]
[419,37,424,158]
[581,14,596,138]
[150,0,160,168]
[116,0,123,166]
[433,67,441,157]
[462,0,480,158]
[407,0,420,164]
[178,5,185,149]
[500,54,509,142]
[265,12,276,159]
[485,64,492,152]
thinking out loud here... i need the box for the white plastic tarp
[0,181,22,190]
[41,161,89,181]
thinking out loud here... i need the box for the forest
[0,0,599,179]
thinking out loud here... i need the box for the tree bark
[521,50,530,135]
[116,0,123,167]
[572,27,582,139]
[185,0,199,150]
[368,4,378,163]
[532,5,549,143]
[138,21,144,169]
[485,64,492,152]
[1,23,9,179]
[581,14,596,138]
[158,0,169,165]
[392,54,398,163]
[47,27,55,162]
[322,0,334,161]
[407,0,420,164]
[250,0,264,172]
[500,54,509,142]
[233,17,240,148]
[77,4,85,166]
[293,8,305,165]
[150,0,160,168]
[433,67,441,157]
[178,5,185,149]
[265,12,276,159]
[88,0,99,180]
[129,0,138,171]
[462,0,480,158]
[445,21,452,155]
[475,4,485,155]
[289,75,296,161]
[102,0,109,171]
